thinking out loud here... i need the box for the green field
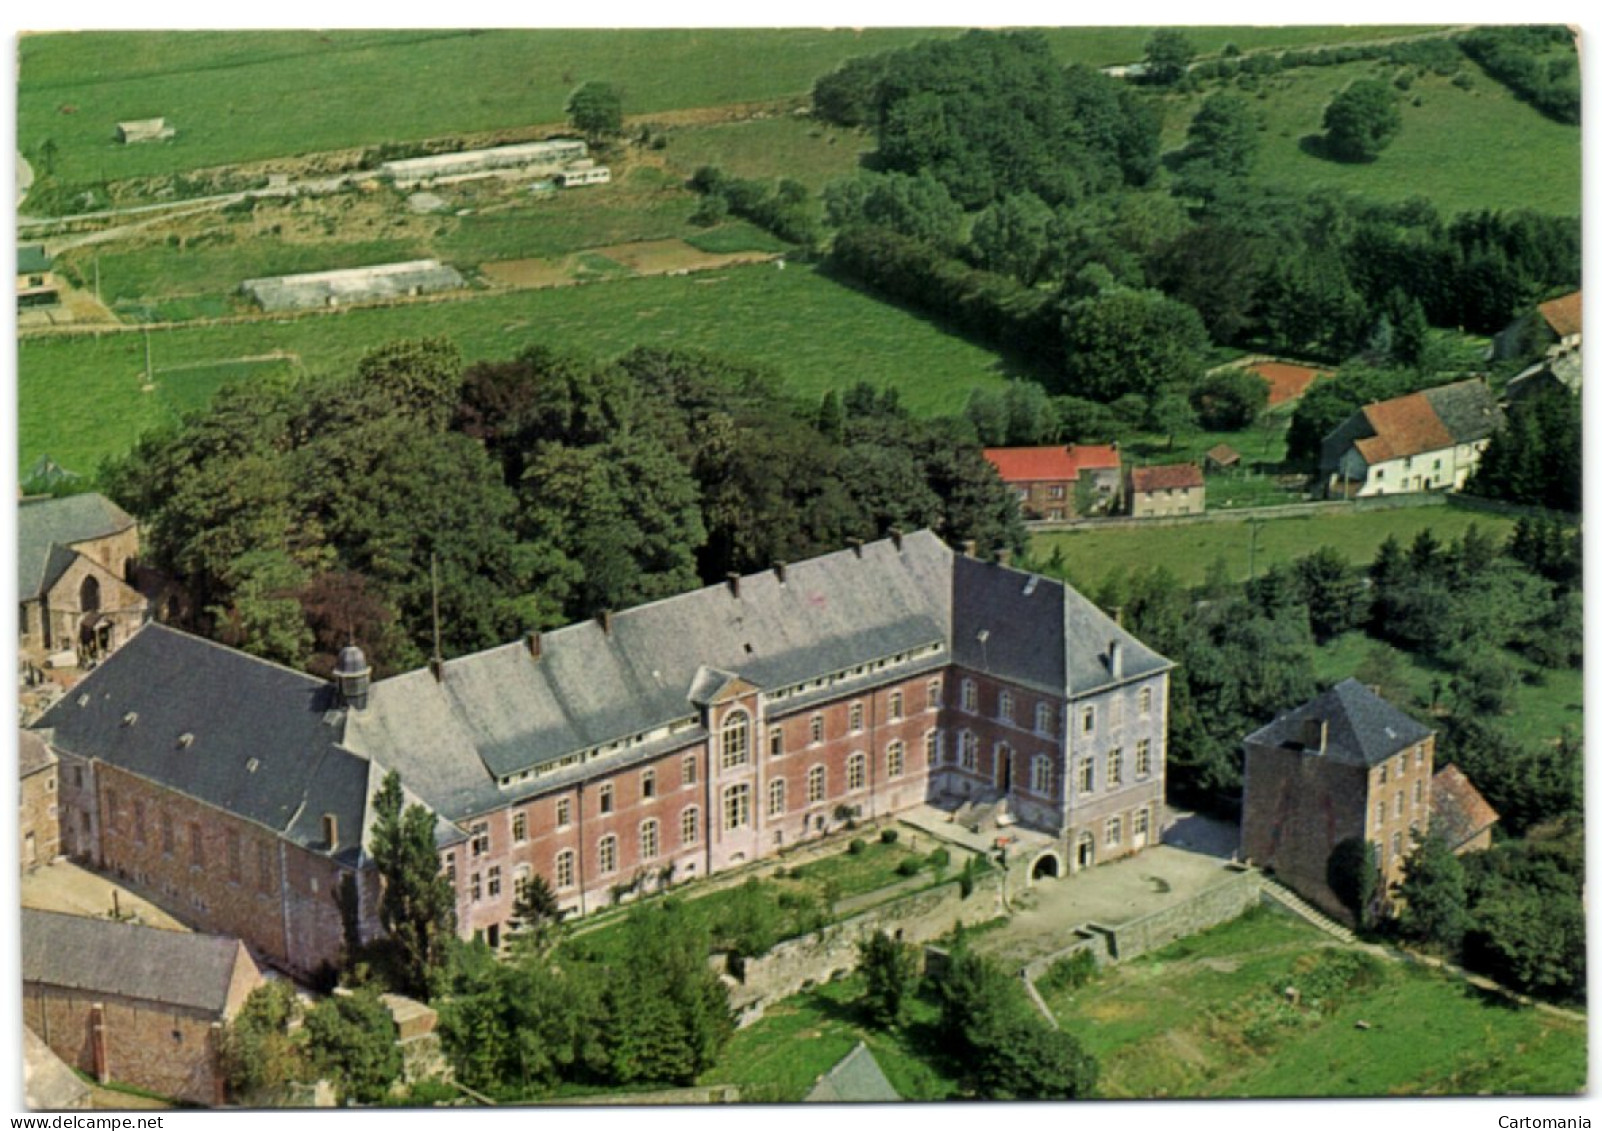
[1312,631,1583,743]
[18,261,1016,478]
[1160,57,1581,215]
[661,116,874,190]
[19,28,1441,188]
[1042,905,1586,1097]
[1030,504,1520,592]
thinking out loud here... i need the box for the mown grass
[662,116,873,190]
[19,261,1016,479]
[1159,56,1580,215]
[1043,905,1587,1098]
[1311,631,1583,744]
[1028,505,1520,592]
[19,28,1441,188]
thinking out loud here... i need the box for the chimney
[848,537,864,557]
[599,609,614,635]
[726,571,741,598]
[1111,440,1119,452]
[526,630,542,661]
[997,548,1013,567]
[1108,639,1123,680]
[889,527,904,551]
[322,813,339,850]
[774,561,787,585]
[1301,717,1329,753]
[963,539,978,558]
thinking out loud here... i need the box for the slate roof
[804,1041,900,1102]
[32,623,374,866]
[18,493,138,601]
[19,728,56,778]
[1430,764,1499,850]
[1244,679,1433,768]
[18,243,52,275]
[1538,291,1582,339]
[983,444,1120,482]
[22,908,254,1016]
[1421,380,1503,446]
[1130,463,1204,493]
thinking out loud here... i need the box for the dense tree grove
[1467,385,1581,513]
[105,339,1024,675]
[1320,80,1402,162]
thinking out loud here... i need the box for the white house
[1321,379,1503,499]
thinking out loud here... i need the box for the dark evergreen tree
[371,771,457,1000]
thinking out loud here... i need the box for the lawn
[662,116,874,191]
[1158,56,1580,216]
[1042,905,1587,1098]
[19,28,1445,189]
[1311,631,1583,744]
[19,261,1017,479]
[1029,504,1520,592]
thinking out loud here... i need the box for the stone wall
[1100,864,1262,960]
[728,869,1007,1023]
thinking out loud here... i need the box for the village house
[17,244,59,309]
[18,493,149,665]
[1429,764,1499,855]
[982,444,1122,519]
[32,531,1172,971]
[1493,289,1581,361]
[1320,379,1503,499]
[1240,680,1436,923]
[19,729,62,872]
[1127,463,1205,519]
[22,909,264,1105]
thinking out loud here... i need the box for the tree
[354,337,463,431]
[1293,546,1369,643]
[858,930,920,1028]
[219,982,308,1101]
[969,192,1057,284]
[1395,832,1469,954]
[370,771,456,1000]
[1143,29,1195,86]
[1060,289,1210,403]
[509,873,564,955]
[566,81,623,143]
[1322,80,1402,162]
[302,988,403,1104]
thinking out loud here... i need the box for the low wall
[729,870,1006,1025]
[1102,865,1262,961]
[1028,491,1447,534]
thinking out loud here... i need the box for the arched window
[807,765,826,804]
[680,806,701,846]
[720,710,750,769]
[925,730,942,766]
[768,778,787,816]
[639,819,660,860]
[959,731,978,771]
[597,835,618,875]
[847,752,866,791]
[79,575,101,613]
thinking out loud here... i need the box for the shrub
[1039,949,1099,994]
[896,858,922,877]
[929,847,951,870]
[880,828,899,844]
[849,838,867,855]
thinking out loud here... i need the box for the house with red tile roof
[1493,290,1582,360]
[983,443,1122,519]
[1127,463,1205,519]
[1429,764,1499,855]
[1320,379,1503,499]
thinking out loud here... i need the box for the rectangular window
[961,680,978,714]
[641,769,656,800]
[1106,816,1122,848]
[807,766,826,804]
[598,836,618,875]
[445,854,457,887]
[847,753,866,791]
[1108,748,1123,788]
[599,784,614,815]
[1081,706,1095,736]
[641,819,660,859]
[849,702,864,733]
[1133,808,1150,840]
[1375,804,1385,828]
[1077,758,1094,794]
[768,778,787,817]
[1030,756,1054,796]
[681,807,700,846]
[682,754,698,786]
[1035,702,1053,736]
[889,691,904,721]
[471,823,490,857]
[488,865,502,898]
[1135,739,1152,778]
[556,797,572,828]
[1413,780,1423,807]
[1138,686,1153,717]
[512,811,528,844]
[1415,745,1425,770]
[723,783,751,831]
[770,728,784,758]
[555,850,575,889]
[1395,793,1404,820]
[925,730,942,766]
[999,691,1014,724]
[470,872,483,902]
[886,741,905,778]
[927,677,943,711]
[1378,764,1388,785]
[810,714,824,745]
[1109,696,1124,729]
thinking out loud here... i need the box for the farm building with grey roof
[31,530,1172,968]
[241,259,465,311]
